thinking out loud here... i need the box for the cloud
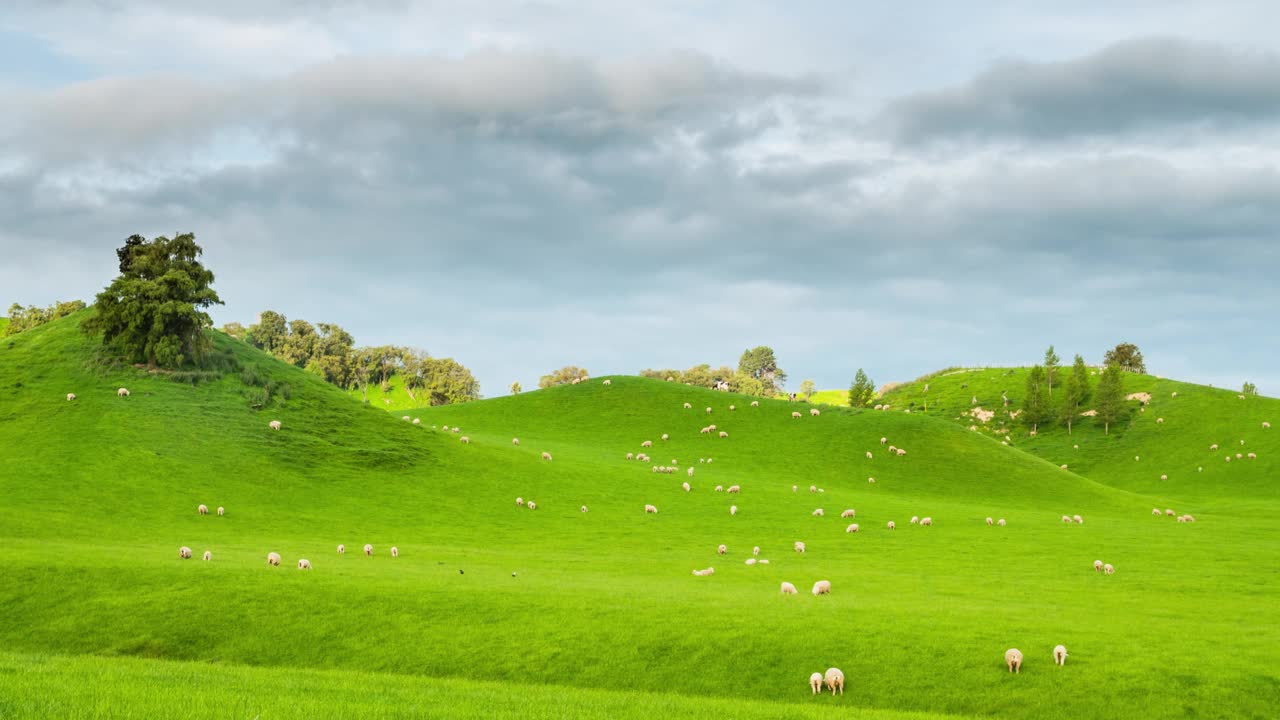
[878,37,1280,143]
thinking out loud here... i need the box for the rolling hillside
[1,315,1277,719]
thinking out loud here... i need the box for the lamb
[298,559,311,570]
[730,505,738,516]
[364,544,374,556]
[179,546,192,559]
[527,501,537,510]
[1005,648,1023,673]
[391,546,399,558]
[644,504,658,514]
[810,408,820,416]
[267,552,281,566]
[794,541,806,553]
[715,485,724,492]
[997,519,1006,526]
[268,420,283,431]
[727,485,741,494]
[781,582,798,595]
[792,411,802,419]
[1103,563,1115,574]
[812,508,824,517]
[117,387,130,397]
[1152,508,1161,516]
[217,506,224,516]
[459,436,470,444]
[812,580,831,595]
[541,452,553,461]
[198,504,209,515]
[1094,560,1104,572]
[841,509,856,518]
[910,516,919,524]
[809,672,823,694]
[718,544,727,555]
[66,393,76,401]
[824,668,844,695]
[1054,645,1068,666]
[845,523,859,533]
[338,544,346,554]
[887,521,895,529]
[202,551,211,561]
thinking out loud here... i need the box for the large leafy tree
[799,379,816,400]
[738,346,786,394]
[1104,342,1146,374]
[539,365,590,389]
[848,368,874,408]
[1060,354,1090,434]
[412,356,481,405]
[247,311,289,353]
[1021,365,1052,433]
[82,233,223,368]
[1095,362,1126,435]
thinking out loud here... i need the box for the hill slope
[1,317,1277,719]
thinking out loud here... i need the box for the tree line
[638,346,788,397]
[5,299,86,335]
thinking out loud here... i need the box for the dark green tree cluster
[848,368,875,408]
[539,366,590,388]
[738,346,786,394]
[1021,345,1135,434]
[82,233,223,368]
[5,299,86,335]
[1104,342,1146,374]
[638,359,766,396]
[1242,381,1258,396]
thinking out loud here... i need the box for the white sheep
[66,393,76,401]
[986,517,994,526]
[1165,509,1175,516]
[267,552,281,566]
[1210,443,1219,450]
[117,387,130,397]
[812,508,824,517]
[1157,417,1164,424]
[1054,645,1068,666]
[792,411,802,419]
[1183,514,1196,522]
[865,451,874,460]
[744,558,757,566]
[794,541,806,553]
[603,379,612,385]
[751,401,759,407]
[516,497,524,506]
[718,544,727,555]
[541,452,553,461]
[910,516,919,524]
[337,544,345,554]
[661,434,669,441]
[727,485,741,494]
[753,546,761,556]
[1062,515,1072,523]
[179,546,192,559]
[846,523,859,533]
[824,668,844,695]
[644,504,658,514]
[217,506,224,516]
[641,440,653,448]
[581,505,588,513]
[412,418,421,425]
[1005,648,1023,673]
[198,504,208,516]
[812,580,831,595]
[298,559,311,570]
[868,477,875,483]
[809,672,823,694]
[1152,508,1161,516]
[880,437,887,444]
[781,581,798,595]
[920,517,933,526]
[687,467,694,477]
[459,436,470,444]
[730,505,738,516]
[684,403,692,409]
[896,448,906,456]
[363,544,374,556]
[267,420,281,430]
[681,481,691,493]
[997,518,1006,526]
[402,416,411,422]
[719,431,728,439]
[1161,474,1168,480]
[1073,515,1083,524]
[512,438,520,446]
[715,485,724,492]
[1094,560,1104,572]
[810,408,820,417]
[809,485,817,493]
[841,509,856,518]
[887,521,895,529]
[527,501,537,510]
[706,407,712,414]
[202,551,211,561]
[1263,422,1271,429]
[1104,563,1115,575]
[692,567,714,577]
[391,546,399,558]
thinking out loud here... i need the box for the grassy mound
[1,317,1276,718]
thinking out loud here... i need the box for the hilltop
[0,315,1277,719]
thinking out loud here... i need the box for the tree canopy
[1094,362,1126,434]
[82,233,223,368]
[1021,365,1052,432]
[539,366,590,389]
[1059,354,1090,434]
[5,299,86,335]
[848,369,874,408]
[738,346,786,394]
[1104,342,1146,374]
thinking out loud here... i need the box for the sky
[2,1,1277,396]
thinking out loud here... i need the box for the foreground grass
[1,317,1277,718]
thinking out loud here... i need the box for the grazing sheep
[1104,564,1115,575]
[1060,464,1069,470]
[729,405,735,411]
[298,559,311,570]
[687,467,694,477]
[512,438,520,446]
[868,477,876,484]
[1005,649,1023,673]
[66,393,76,401]
[718,544,727,555]
[812,508,824,517]
[661,434,670,441]
[715,485,724,492]
[920,517,933,526]
[841,509,856,518]
[910,516,919,524]
[117,387,130,397]
[1054,645,1068,666]
[541,452,553,461]
[1248,452,1257,459]
[1172,391,1178,397]
[866,451,873,460]
[997,518,1006,526]
[1264,422,1271,429]
[580,505,588,513]
[986,517,994,526]
[824,668,844,695]
[753,546,761,556]
[810,408,820,416]
[719,431,728,439]
[1177,515,1187,523]
[402,416,411,422]
[809,672,823,694]
[1161,474,1168,480]
[412,418,421,425]
[898,448,909,457]
[692,567,714,577]
[751,401,759,407]
[459,436,470,444]
[1157,418,1164,424]
[809,485,817,493]
[1183,514,1196,522]
[1094,560,1104,572]
[641,440,653,448]
[846,523,859,533]
[527,501,537,510]
[706,407,712,414]
[727,485,741,494]
[269,420,283,431]
[887,521,895,529]
[684,403,692,409]
[706,458,713,463]
[794,541,806,553]
[1073,515,1084,524]
[880,437,887,444]
[745,558,757,566]
[516,497,524,506]
[217,506,224,516]
[792,411,802,419]
[1210,444,1219,450]
[645,504,658,514]
[682,482,691,492]
[391,546,399,558]
[1135,455,1140,462]
[267,552,281,566]
[202,551,211,561]
[198,504,209,515]
[603,379,611,385]
[179,546,192,559]
[781,582,798,595]
[337,544,345,554]
[812,580,831,595]
[364,544,373,556]
[1166,509,1176,516]
[730,505,738,516]
[1062,515,1072,523]
[626,452,634,460]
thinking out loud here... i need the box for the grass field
[1,316,1276,718]
[807,389,850,406]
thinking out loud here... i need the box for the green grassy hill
[1,316,1277,719]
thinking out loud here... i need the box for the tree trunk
[1105,421,1110,435]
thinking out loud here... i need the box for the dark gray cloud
[879,37,1280,143]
